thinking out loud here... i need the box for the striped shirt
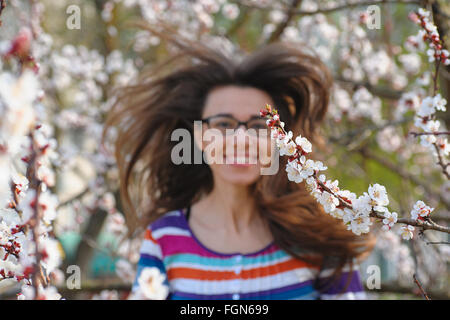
[131,209,367,300]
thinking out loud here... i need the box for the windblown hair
[102,22,375,295]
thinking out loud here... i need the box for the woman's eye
[215,121,234,128]
[250,123,267,130]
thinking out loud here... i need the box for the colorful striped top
[131,208,367,300]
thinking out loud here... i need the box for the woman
[103,23,375,300]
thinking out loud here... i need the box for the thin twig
[57,187,90,209]
[0,0,6,26]
[328,116,414,145]
[413,273,431,300]
[425,241,450,245]
[335,76,405,100]
[432,143,450,179]
[433,60,441,96]
[356,147,450,210]
[409,131,450,136]
[314,156,450,233]
[293,0,422,15]
[27,131,45,298]
[225,6,252,38]
[232,0,421,15]
[266,0,303,44]
[263,106,450,235]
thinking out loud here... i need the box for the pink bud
[4,28,32,59]
[408,12,419,23]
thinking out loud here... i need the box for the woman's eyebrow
[205,112,233,118]
[205,113,262,120]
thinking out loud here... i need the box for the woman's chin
[217,165,260,185]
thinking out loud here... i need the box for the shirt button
[234,266,242,274]
[232,293,240,300]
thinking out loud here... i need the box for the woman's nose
[226,125,249,143]
[235,125,247,134]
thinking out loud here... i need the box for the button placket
[234,254,243,275]
[231,254,242,300]
[233,265,242,275]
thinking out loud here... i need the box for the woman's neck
[193,180,259,235]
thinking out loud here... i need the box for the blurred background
[0,0,449,300]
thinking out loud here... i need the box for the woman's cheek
[202,134,225,165]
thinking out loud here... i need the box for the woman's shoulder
[145,209,190,241]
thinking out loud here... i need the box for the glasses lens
[247,119,269,137]
[208,116,238,135]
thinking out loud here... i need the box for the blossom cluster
[0,6,146,300]
[0,70,63,299]
[0,0,447,300]
[410,200,434,222]
[413,93,449,156]
[260,104,442,241]
[398,8,449,166]
[409,8,450,66]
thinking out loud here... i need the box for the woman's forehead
[203,86,273,118]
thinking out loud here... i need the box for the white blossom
[400,225,414,240]
[433,93,447,112]
[420,134,436,147]
[318,191,339,214]
[410,200,434,221]
[349,214,371,235]
[436,137,449,157]
[222,3,239,20]
[352,193,372,216]
[367,184,389,212]
[417,96,435,117]
[136,267,169,300]
[295,135,312,153]
[382,210,398,231]
[286,161,304,183]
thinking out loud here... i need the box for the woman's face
[198,85,275,187]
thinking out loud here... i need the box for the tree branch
[357,147,450,210]
[266,0,303,44]
[225,6,252,38]
[0,0,6,27]
[334,76,405,100]
[56,187,90,209]
[328,116,414,145]
[232,0,421,16]
[413,273,431,300]
[432,143,450,180]
[409,131,450,136]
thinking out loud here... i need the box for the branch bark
[266,0,303,44]
[357,147,450,210]
[233,0,421,16]
[413,273,431,300]
[334,76,405,100]
[367,282,449,299]
[0,0,6,26]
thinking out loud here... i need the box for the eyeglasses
[201,114,269,137]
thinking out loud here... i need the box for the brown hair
[102,22,375,295]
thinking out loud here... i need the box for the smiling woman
[102,22,376,300]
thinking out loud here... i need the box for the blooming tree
[0,0,449,300]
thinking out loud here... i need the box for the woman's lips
[224,155,257,165]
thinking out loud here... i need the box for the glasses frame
[200,113,267,134]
